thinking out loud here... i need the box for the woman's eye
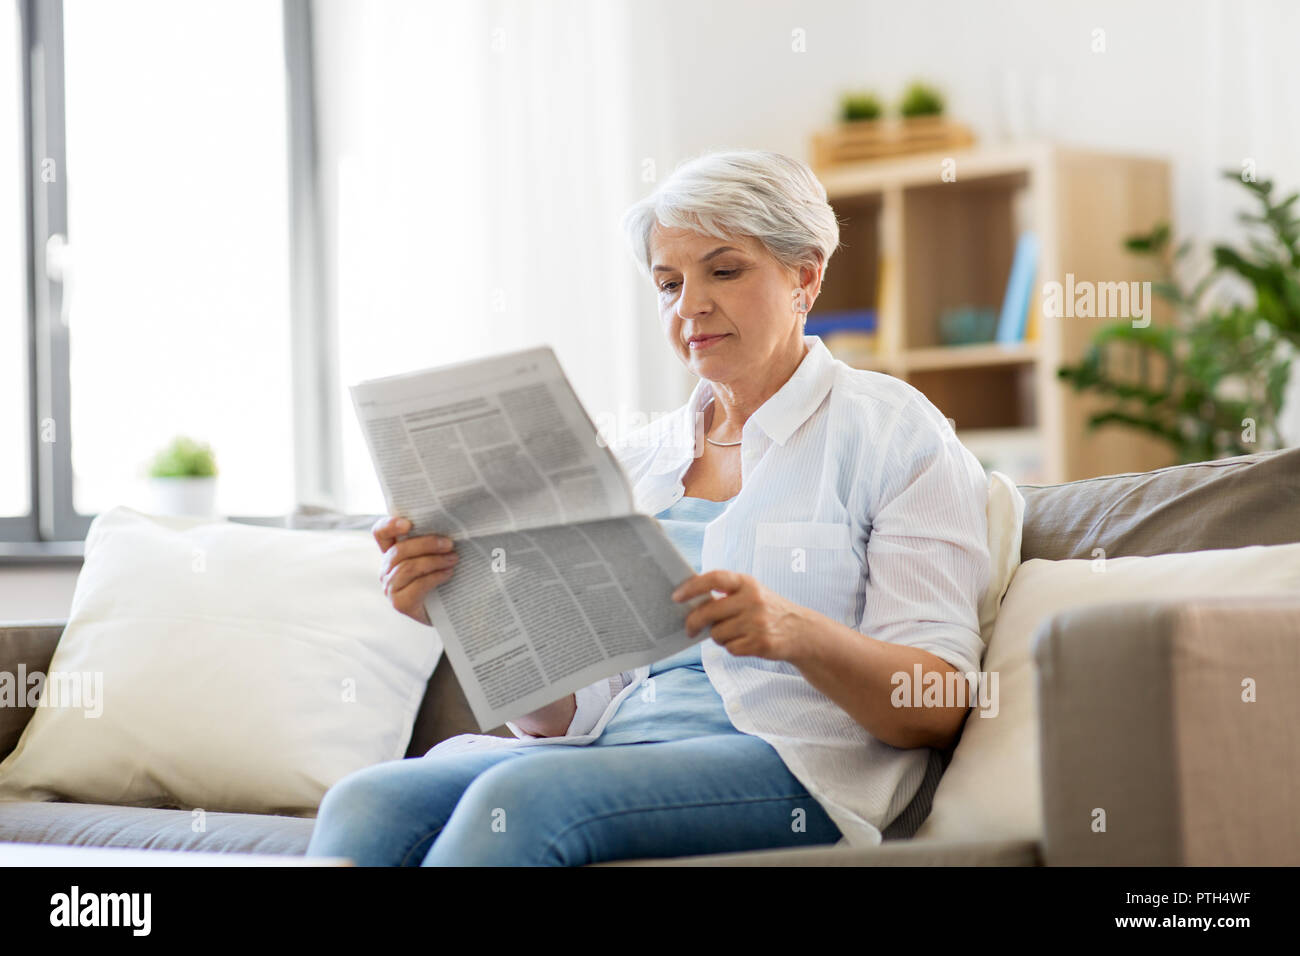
[658,269,738,293]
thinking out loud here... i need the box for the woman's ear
[793,260,824,314]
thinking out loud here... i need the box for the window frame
[2,0,336,559]
[0,0,40,547]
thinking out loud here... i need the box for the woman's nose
[675,281,711,320]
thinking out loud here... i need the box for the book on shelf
[1024,281,1041,342]
[808,310,880,363]
[995,231,1039,344]
[804,309,877,337]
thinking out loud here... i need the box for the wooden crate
[811,116,976,170]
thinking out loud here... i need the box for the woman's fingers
[372,515,411,552]
[378,533,456,579]
[683,589,748,637]
[383,551,460,595]
[671,569,749,603]
[371,517,459,626]
[384,532,456,564]
[390,565,455,610]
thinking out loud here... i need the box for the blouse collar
[647,334,838,475]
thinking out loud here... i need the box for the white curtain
[312,0,683,512]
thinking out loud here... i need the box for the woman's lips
[687,333,729,351]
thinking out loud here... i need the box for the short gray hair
[620,149,841,282]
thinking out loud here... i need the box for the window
[0,1,29,523]
[63,0,294,518]
[5,0,313,549]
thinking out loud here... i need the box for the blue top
[648,495,731,674]
[590,494,739,746]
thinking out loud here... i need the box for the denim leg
[422,733,843,866]
[305,747,527,866]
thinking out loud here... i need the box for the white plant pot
[148,477,218,517]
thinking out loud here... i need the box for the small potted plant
[146,435,218,516]
[898,80,946,120]
[813,80,972,170]
[840,91,884,123]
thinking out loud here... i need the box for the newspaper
[350,346,707,732]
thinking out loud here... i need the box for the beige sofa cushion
[915,541,1300,844]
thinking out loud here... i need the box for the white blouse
[446,335,991,848]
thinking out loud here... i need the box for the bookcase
[813,143,1174,484]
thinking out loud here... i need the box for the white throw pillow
[915,541,1300,843]
[980,471,1024,645]
[0,506,440,816]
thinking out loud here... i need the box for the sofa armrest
[592,836,1040,866]
[0,620,67,761]
[1033,596,1300,865]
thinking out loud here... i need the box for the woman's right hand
[372,515,459,626]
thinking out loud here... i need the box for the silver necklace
[703,398,742,446]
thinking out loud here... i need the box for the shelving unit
[813,142,1174,483]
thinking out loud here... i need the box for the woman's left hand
[672,570,815,663]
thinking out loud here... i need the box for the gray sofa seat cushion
[0,801,315,855]
[1018,446,1300,561]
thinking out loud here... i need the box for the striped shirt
[527,334,991,847]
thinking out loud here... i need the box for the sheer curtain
[313,0,681,513]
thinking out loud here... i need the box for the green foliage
[1058,172,1300,463]
[898,81,944,118]
[840,91,883,122]
[148,435,218,478]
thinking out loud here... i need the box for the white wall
[645,0,1299,251]
[0,568,80,622]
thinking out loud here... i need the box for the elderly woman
[306,149,990,866]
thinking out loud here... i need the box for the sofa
[2,447,1297,866]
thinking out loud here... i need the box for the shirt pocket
[752,521,862,626]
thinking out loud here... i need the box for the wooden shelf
[818,142,1052,197]
[899,342,1038,372]
[835,342,1039,375]
[812,143,1175,482]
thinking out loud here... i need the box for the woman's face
[648,225,821,386]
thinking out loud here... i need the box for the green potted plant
[814,80,971,169]
[146,435,219,516]
[1058,171,1300,463]
[840,91,883,123]
[898,81,945,119]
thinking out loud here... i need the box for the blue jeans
[304,733,843,866]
